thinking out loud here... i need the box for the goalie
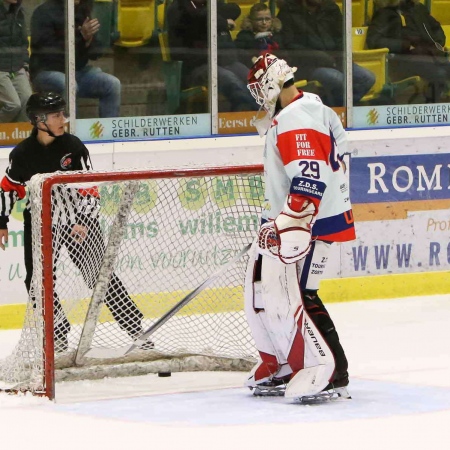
[244,54,355,401]
[0,92,152,352]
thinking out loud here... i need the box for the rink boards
[0,132,449,329]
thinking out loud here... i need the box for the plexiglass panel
[352,0,450,129]
[2,0,449,146]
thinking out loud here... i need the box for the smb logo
[366,108,379,125]
[90,121,104,139]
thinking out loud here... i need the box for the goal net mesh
[0,166,263,395]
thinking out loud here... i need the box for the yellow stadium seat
[353,25,368,50]
[430,0,450,25]
[294,79,323,96]
[352,27,422,104]
[156,0,165,30]
[353,46,390,102]
[442,24,450,46]
[231,5,252,40]
[116,0,158,47]
[335,0,368,27]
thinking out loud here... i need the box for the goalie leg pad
[245,243,336,397]
[245,352,281,388]
[259,256,303,359]
[303,290,348,377]
[284,307,335,398]
[244,245,286,359]
[296,240,348,387]
[244,245,286,389]
[285,364,335,399]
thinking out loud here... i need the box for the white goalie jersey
[262,92,355,243]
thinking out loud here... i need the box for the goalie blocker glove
[258,194,317,264]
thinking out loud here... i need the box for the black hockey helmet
[26,92,66,126]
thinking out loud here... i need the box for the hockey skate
[294,372,351,404]
[295,386,351,404]
[322,371,351,399]
[249,376,290,397]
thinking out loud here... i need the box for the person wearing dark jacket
[30,0,121,117]
[167,0,258,111]
[367,0,450,103]
[0,0,32,123]
[235,3,284,67]
[277,0,375,106]
[0,92,153,352]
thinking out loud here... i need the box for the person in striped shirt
[0,92,151,352]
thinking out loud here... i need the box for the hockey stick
[83,243,252,359]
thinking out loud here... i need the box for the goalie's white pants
[244,242,335,389]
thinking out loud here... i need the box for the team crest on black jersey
[60,154,73,169]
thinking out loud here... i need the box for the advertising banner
[218,107,346,134]
[353,103,450,128]
[0,107,346,147]
[341,208,450,277]
[0,137,448,306]
[342,149,450,277]
[0,122,33,147]
[75,114,211,141]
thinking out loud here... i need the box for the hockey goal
[0,164,264,399]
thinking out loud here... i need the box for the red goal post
[0,164,264,399]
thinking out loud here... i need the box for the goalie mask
[247,54,297,136]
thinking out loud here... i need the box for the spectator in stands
[167,0,258,112]
[277,0,375,106]
[30,0,121,118]
[0,0,32,123]
[367,0,450,103]
[235,3,284,66]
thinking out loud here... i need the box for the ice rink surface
[1,294,450,450]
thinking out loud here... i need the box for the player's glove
[257,196,316,264]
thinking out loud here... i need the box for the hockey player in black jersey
[0,92,152,352]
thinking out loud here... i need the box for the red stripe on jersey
[1,176,26,199]
[78,187,100,197]
[316,226,356,243]
[277,128,331,166]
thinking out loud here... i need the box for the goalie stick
[83,243,252,359]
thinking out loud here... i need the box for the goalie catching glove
[258,195,317,264]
